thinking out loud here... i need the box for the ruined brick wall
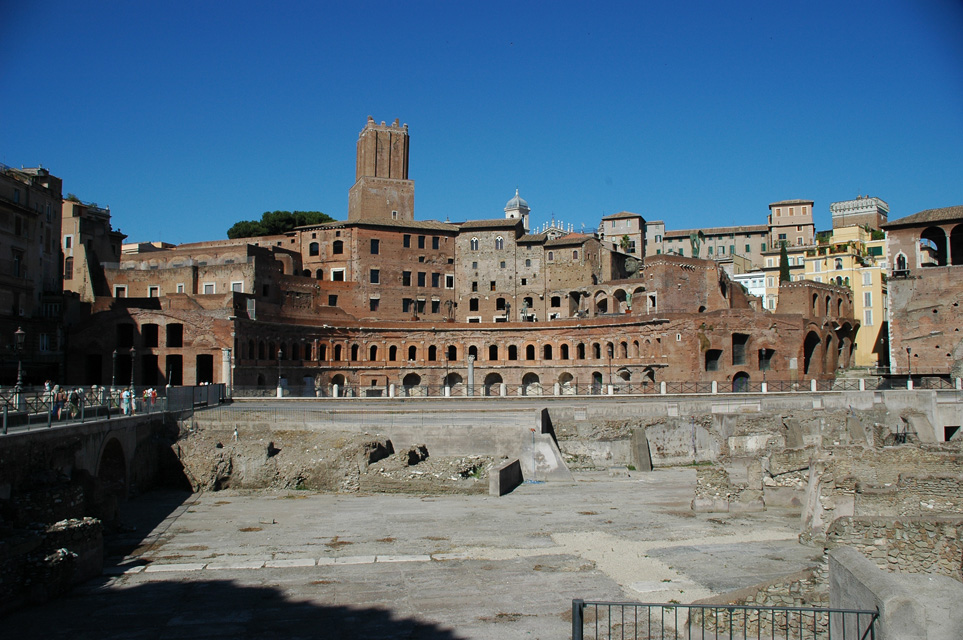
[826,516,963,582]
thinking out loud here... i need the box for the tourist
[121,388,131,416]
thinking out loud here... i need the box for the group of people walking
[42,381,160,418]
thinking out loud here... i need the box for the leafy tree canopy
[227,211,334,239]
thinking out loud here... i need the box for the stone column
[467,355,475,397]
[221,348,233,398]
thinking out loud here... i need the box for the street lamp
[14,326,25,394]
[906,347,912,378]
[129,346,136,391]
[276,348,283,397]
[111,349,118,388]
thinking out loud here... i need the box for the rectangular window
[767,277,774,287]
[864,309,873,326]
[402,298,412,313]
[328,294,338,306]
[778,233,787,240]
[520,278,527,286]
[863,291,872,307]
[472,281,478,292]
[402,271,412,286]
[761,243,767,252]
[418,235,425,249]
[432,236,439,250]
[370,269,380,284]
[499,261,506,269]
[331,269,345,281]
[114,285,127,298]
[745,244,751,253]
[469,298,479,311]
[766,258,774,268]
[417,272,426,287]
[149,286,161,297]
[431,299,440,313]
[369,298,380,311]
[708,246,713,255]
[176,283,185,293]
[231,282,243,292]
[65,236,72,249]
[203,283,215,294]
[431,273,440,287]
[814,261,821,273]
[370,239,380,254]
[445,275,454,289]
[472,261,478,269]
[490,281,496,291]
[403,235,411,248]
[862,272,872,285]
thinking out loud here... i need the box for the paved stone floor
[5,469,821,639]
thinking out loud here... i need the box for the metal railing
[230,375,962,400]
[0,384,225,434]
[572,600,879,640]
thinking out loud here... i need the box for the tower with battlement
[348,117,414,222]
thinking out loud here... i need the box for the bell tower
[348,117,414,222]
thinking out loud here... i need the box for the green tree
[226,210,334,239]
[778,242,791,283]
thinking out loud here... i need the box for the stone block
[489,458,523,497]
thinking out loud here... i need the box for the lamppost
[129,346,136,390]
[14,327,25,390]
[111,349,118,388]
[276,348,283,398]
[906,347,912,377]
[14,327,25,409]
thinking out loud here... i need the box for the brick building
[59,118,858,393]
[883,205,963,377]
[0,165,65,383]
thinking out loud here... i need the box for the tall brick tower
[348,117,414,222]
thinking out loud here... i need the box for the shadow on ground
[2,578,467,640]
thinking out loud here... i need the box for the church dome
[504,188,530,212]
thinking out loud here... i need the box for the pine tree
[778,242,791,283]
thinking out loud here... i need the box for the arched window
[247,339,255,359]
[468,345,478,359]
[316,269,324,280]
[291,344,300,360]
[369,344,378,361]
[560,344,570,360]
[309,242,320,256]
[508,345,518,360]
[573,250,578,259]
[332,240,344,254]
[593,343,601,359]
[543,344,553,360]
[408,345,417,361]
[577,343,586,359]
[351,344,359,361]
[470,237,479,251]
[318,343,327,360]
[548,251,554,261]
[428,345,437,361]
[489,344,498,360]
[447,345,457,360]
[526,344,536,360]
[258,341,266,359]
[388,345,398,361]
[304,344,313,360]
[495,236,504,250]
[334,344,342,361]
[64,256,73,280]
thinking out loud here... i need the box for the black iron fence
[572,600,879,640]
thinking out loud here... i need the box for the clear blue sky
[2,1,961,244]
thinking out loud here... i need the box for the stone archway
[484,373,502,397]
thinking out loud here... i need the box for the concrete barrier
[830,546,963,640]
[489,459,523,496]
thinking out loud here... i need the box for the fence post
[572,599,584,640]
[810,379,817,392]
[3,405,7,434]
[47,406,53,428]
